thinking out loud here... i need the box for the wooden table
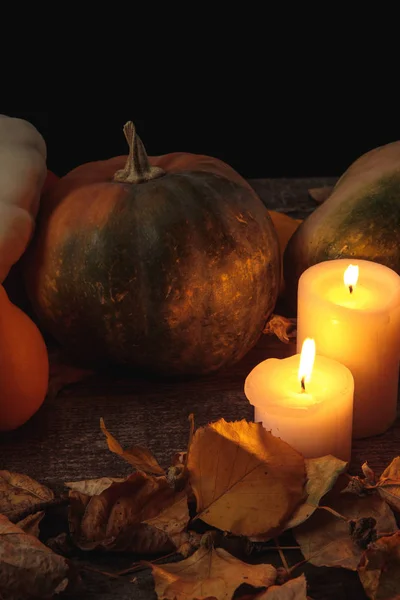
[1,177,399,599]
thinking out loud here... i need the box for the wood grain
[0,176,395,600]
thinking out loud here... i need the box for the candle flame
[344,264,359,293]
[298,338,316,391]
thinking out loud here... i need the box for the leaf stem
[274,538,290,574]
[317,505,349,521]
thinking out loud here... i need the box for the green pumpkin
[284,141,400,311]
[24,122,280,376]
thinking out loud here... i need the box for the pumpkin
[0,285,49,431]
[0,114,47,283]
[283,141,400,312]
[24,122,280,376]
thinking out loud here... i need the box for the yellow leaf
[68,471,189,554]
[100,418,165,475]
[187,419,306,537]
[147,545,277,600]
[286,455,348,529]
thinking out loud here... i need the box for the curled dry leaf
[256,574,308,599]
[358,531,400,600]
[286,455,347,530]
[263,314,297,344]
[0,470,54,522]
[68,471,189,554]
[66,476,126,496]
[16,512,45,538]
[100,418,165,476]
[0,514,70,599]
[343,457,400,514]
[146,545,277,600]
[294,477,397,570]
[376,457,400,514]
[188,419,306,537]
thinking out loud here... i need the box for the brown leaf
[376,457,400,513]
[68,471,189,554]
[0,470,54,522]
[343,458,400,514]
[256,574,308,599]
[166,415,195,492]
[0,514,70,599]
[187,419,306,537]
[16,512,45,538]
[146,544,277,600]
[263,314,297,343]
[358,531,400,600]
[100,418,165,476]
[294,477,397,570]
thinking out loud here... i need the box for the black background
[3,110,399,180]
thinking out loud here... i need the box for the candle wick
[300,377,306,392]
[349,284,353,294]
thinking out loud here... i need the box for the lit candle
[244,339,354,462]
[297,259,400,439]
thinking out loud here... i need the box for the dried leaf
[0,514,70,599]
[358,531,400,600]
[376,457,400,513]
[0,470,54,522]
[349,516,377,549]
[294,477,397,570]
[66,476,126,496]
[100,418,165,476]
[188,419,306,537]
[263,314,297,343]
[146,545,277,600]
[286,456,348,529]
[16,512,45,538]
[343,457,400,513]
[68,471,189,554]
[256,574,308,599]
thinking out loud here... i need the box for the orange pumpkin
[0,285,49,431]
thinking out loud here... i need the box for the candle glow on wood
[297,258,400,439]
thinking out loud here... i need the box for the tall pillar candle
[297,259,400,439]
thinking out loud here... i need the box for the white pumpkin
[0,115,47,282]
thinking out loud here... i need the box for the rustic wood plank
[0,176,395,600]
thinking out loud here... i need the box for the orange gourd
[267,211,302,294]
[0,285,49,431]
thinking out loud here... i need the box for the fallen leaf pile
[2,417,400,599]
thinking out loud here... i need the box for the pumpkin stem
[113,121,165,184]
